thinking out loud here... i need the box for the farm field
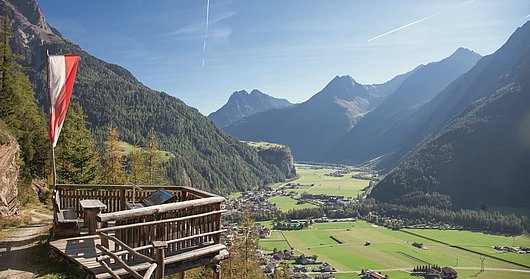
[268,196,317,212]
[258,220,530,278]
[267,164,370,212]
[287,164,370,198]
[334,270,530,279]
[403,229,530,267]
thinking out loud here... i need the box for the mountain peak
[449,47,481,60]
[209,89,292,127]
[228,90,249,100]
[249,89,265,96]
[2,0,57,36]
[313,75,367,102]
[328,75,357,86]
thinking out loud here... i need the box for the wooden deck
[49,184,228,278]
[49,232,227,279]
[49,232,108,277]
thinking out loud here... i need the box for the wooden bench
[53,191,78,229]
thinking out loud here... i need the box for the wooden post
[100,221,110,265]
[45,50,58,225]
[152,240,167,279]
[120,188,126,210]
[211,264,221,279]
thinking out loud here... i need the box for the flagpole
[46,50,57,204]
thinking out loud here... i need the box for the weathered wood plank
[96,197,225,222]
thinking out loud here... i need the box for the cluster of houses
[283,182,304,189]
[258,249,338,278]
[324,169,352,177]
[493,245,529,254]
[411,265,458,279]
[299,193,353,206]
[225,189,286,217]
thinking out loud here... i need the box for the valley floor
[258,220,530,278]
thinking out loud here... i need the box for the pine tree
[102,127,126,184]
[0,16,47,178]
[55,101,101,184]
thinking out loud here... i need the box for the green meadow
[258,220,530,277]
[118,141,175,162]
[268,195,317,212]
[267,164,371,212]
[403,229,530,267]
[286,165,369,198]
[334,270,530,279]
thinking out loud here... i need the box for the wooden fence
[95,196,227,278]
[55,184,217,217]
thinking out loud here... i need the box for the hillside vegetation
[0,0,288,193]
[371,21,530,209]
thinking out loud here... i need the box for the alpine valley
[0,1,529,278]
[217,22,530,210]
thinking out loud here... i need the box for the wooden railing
[95,197,227,278]
[52,184,228,277]
[55,184,218,218]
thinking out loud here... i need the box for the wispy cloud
[368,0,476,42]
[203,0,210,67]
[164,11,236,37]
[524,14,530,19]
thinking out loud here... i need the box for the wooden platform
[49,233,108,277]
[49,233,228,278]
[49,184,228,278]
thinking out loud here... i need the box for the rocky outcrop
[254,144,296,179]
[0,121,20,216]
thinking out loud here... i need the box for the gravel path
[0,210,53,279]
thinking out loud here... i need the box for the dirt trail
[0,210,53,279]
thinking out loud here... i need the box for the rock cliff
[0,120,20,216]
[247,142,297,179]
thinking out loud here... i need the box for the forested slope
[371,23,530,208]
[0,0,287,193]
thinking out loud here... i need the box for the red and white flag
[48,54,80,148]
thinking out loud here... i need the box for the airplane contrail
[368,0,476,42]
[202,0,210,67]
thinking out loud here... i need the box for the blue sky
[38,0,529,115]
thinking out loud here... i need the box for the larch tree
[102,126,126,184]
[127,146,148,185]
[144,129,169,185]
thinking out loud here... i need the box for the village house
[361,269,387,279]
[312,262,336,273]
[315,272,336,279]
[441,267,458,279]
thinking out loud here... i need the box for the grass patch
[280,164,370,199]
[268,196,317,212]
[454,270,530,279]
[403,229,530,267]
[258,221,530,273]
[118,141,175,162]
[227,192,242,199]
